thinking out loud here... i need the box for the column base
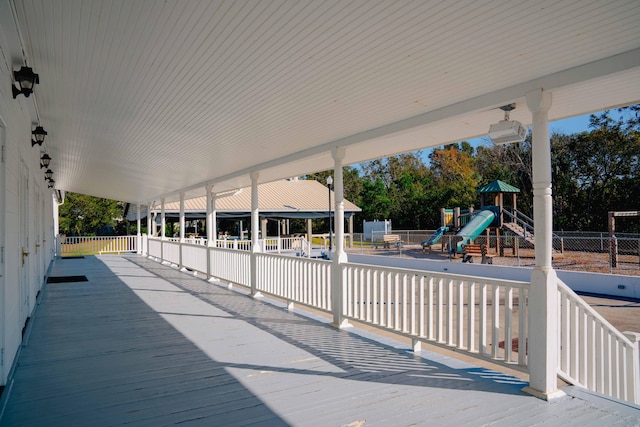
[521,386,566,401]
[330,319,353,329]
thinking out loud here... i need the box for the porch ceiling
[5,0,640,204]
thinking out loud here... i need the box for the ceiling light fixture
[488,104,527,145]
[32,126,47,146]
[40,153,51,169]
[12,66,39,99]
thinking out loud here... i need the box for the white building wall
[0,40,56,384]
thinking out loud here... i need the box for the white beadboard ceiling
[4,0,640,204]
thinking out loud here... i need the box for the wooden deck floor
[1,255,639,426]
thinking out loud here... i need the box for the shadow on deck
[1,255,638,426]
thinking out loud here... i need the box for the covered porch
[1,1,640,423]
[2,254,637,426]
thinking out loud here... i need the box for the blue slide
[454,209,497,252]
[421,226,449,249]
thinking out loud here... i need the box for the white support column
[161,198,166,240]
[179,192,185,242]
[205,184,213,281]
[160,198,166,262]
[523,89,564,401]
[306,218,313,258]
[136,204,141,254]
[250,172,262,297]
[348,215,354,248]
[179,192,185,270]
[212,194,217,243]
[206,185,213,243]
[147,203,153,238]
[261,217,268,242]
[331,147,350,328]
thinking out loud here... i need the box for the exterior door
[34,188,42,290]
[19,160,29,321]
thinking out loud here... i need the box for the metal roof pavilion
[126,179,361,220]
[2,0,639,204]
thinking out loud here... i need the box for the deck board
[1,255,639,426]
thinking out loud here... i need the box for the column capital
[526,89,552,113]
[250,171,259,181]
[332,147,345,161]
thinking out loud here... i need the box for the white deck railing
[343,263,529,367]
[209,246,252,287]
[557,279,640,403]
[162,240,181,265]
[59,235,138,256]
[141,236,639,404]
[256,253,333,312]
[181,242,208,273]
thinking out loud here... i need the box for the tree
[553,106,640,230]
[429,143,480,209]
[360,152,437,229]
[304,166,364,231]
[58,193,125,236]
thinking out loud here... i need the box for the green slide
[454,209,497,252]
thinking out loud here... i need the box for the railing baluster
[418,276,425,338]
[447,279,454,346]
[437,277,444,343]
[366,269,372,323]
[457,280,464,349]
[401,273,407,333]
[372,270,378,324]
[518,287,527,366]
[504,286,513,363]
[479,283,488,356]
[467,281,475,353]
[427,277,434,341]
[491,285,500,359]
[410,274,416,336]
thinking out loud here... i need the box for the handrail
[342,261,529,368]
[143,236,638,403]
[557,278,640,404]
[502,209,534,234]
[503,208,562,241]
[59,235,138,256]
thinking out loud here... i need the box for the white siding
[0,38,56,385]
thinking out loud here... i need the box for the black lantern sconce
[32,126,47,146]
[12,66,39,99]
[47,181,55,189]
[40,153,51,169]
[44,169,53,180]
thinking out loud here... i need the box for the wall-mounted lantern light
[44,169,53,180]
[32,126,47,146]
[47,182,54,189]
[12,66,39,99]
[40,153,51,169]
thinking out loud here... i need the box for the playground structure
[608,210,640,267]
[421,180,558,262]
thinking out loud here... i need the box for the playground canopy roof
[477,180,521,194]
[125,179,361,221]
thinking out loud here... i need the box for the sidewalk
[1,255,639,426]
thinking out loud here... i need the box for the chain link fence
[349,230,640,276]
